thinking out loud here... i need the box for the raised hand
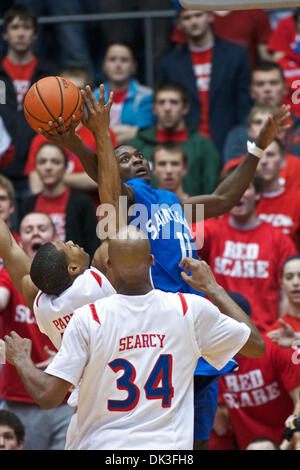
[179,257,219,295]
[80,84,114,135]
[266,318,297,348]
[256,104,291,150]
[38,114,80,151]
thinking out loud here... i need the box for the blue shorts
[193,358,238,440]
[194,377,219,440]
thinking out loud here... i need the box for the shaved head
[108,226,154,294]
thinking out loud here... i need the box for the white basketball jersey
[45,289,250,450]
[33,267,116,350]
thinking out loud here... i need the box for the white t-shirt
[33,267,116,350]
[45,289,250,450]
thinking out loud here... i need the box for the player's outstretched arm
[0,218,37,311]
[80,85,121,207]
[4,331,70,409]
[184,105,291,220]
[81,85,129,236]
[179,257,266,358]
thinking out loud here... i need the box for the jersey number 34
[108,354,174,411]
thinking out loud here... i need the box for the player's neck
[116,280,153,296]
[262,178,283,194]
[7,48,35,65]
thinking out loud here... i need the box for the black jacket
[20,188,99,259]
[156,37,253,156]
[0,57,58,180]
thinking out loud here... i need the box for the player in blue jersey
[40,85,291,449]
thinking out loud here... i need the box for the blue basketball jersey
[126,178,201,295]
[126,179,238,377]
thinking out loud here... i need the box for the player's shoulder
[164,291,211,317]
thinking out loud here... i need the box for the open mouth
[31,242,43,252]
[135,167,148,176]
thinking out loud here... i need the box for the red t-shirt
[267,312,300,333]
[34,187,70,241]
[217,336,300,449]
[194,217,297,332]
[190,45,212,138]
[268,15,300,56]
[2,56,38,109]
[156,128,188,143]
[256,187,300,250]
[24,125,118,175]
[0,269,56,403]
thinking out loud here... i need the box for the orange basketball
[24,76,84,133]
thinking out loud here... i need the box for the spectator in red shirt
[21,142,99,259]
[193,172,297,333]
[151,142,190,202]
[208,291,300,451]
[157,9,252,157]
[255,138,300,249]
[267,255,300,347]
[0,211,74,450]
[211,334,300,450]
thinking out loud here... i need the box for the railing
[0,10,177,88]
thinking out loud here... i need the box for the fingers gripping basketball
[24,76,84,133]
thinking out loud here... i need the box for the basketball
[24,76,84,133]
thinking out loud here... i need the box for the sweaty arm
[183,105,291,220]
[180,257,266,358]
[0,218,37,311]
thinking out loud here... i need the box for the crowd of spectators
[0,1,300,451]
